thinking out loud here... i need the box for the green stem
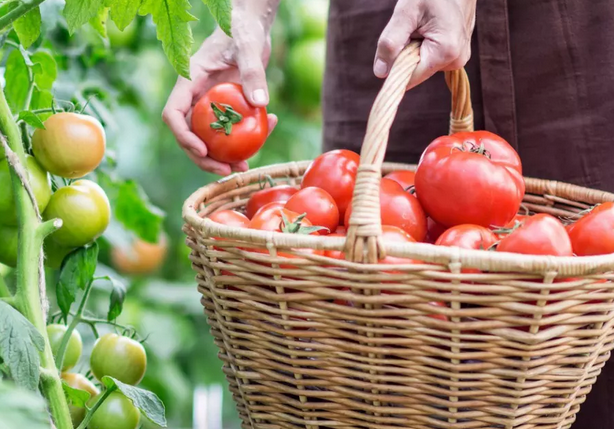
[0,0,46,32]
[0,274,12,299]
[76,386,116,429]
[0,85,72,429]
[0,296,15,307]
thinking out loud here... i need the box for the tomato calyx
[280,212,328,235]
[451,141,492,159]
[210,102,243,135]
[258,174,277,190]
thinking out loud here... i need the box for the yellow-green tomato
[0,224,18,267]
[47,324,83,371]
[91,334,147,385]
[0,155,52,225]
[44,239,76,270]
[43,180,110,247]
[88,391,140,429]
[32,112,106,179]
[61,372,100,427]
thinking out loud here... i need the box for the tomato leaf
[30,88,54,120]
[62,381,92,407]
[0,300,44,391]
[14,6,42,49]
[89,7,109,38]
[115,180,165,243]
[202,0,232,36]
[4,49,29,112]
[63,0,105,34]
[0,382,51,429]
[101,376,167,427]
[139,0,195,79]
[96,275,126,321]
[56,244,99,318]
[106,0,142,31]
[30,51,58,91]
[17,111,45,129]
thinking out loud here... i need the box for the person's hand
[373,0,477,88]
[163,5,278,176]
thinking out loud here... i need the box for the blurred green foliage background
[3,1,328,428]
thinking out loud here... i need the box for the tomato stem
[76,385,117,429]
[0,274,12,299]
[210,102,243,135]
[0,0,46,31]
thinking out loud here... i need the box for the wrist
[233,0,280,32]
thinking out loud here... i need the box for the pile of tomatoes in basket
[208,130,614,260]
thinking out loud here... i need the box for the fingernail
[252,89,267,105]
[374,59,388,77]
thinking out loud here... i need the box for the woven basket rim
[183,160,614,277]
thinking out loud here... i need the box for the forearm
[234,0,281,29]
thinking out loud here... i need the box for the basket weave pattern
[183,44,614,429]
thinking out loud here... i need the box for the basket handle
[344,41,474,263]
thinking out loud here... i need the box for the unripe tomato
[32,112,106,179]
[0,224,18,267]
[111,234,168,275]
[47,324,82,371]
[61,373,100,427]
[88,391,140,429]
[296,0,328,39]
[44,239,76,270]
[191,83,268,164]
[0,155,52,225]
[287,39,326,108]
[43,180,110,247]
[90,333,147,385]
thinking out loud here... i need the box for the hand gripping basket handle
[344,41,474,263]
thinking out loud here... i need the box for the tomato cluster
[0,112,110,268]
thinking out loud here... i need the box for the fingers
[266,113,278,137]
[186,150,233,176]
[233,22,270,107]
[408,36,469,90]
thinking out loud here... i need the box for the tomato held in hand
[245,184,297,219]
[568,202,614,256]
[285,186,339,233]
[88,391,140,429]
[32,112,106,179]
[47,324,82,371]
[61,373,100,427]
[90,333,147,385]
[0,155,52,225]
[345,178,427,242]
[301,149,360,221]
[191,83,268,164]
[384,170,415,190]
[415,131,525,228]
[497,213,572,256]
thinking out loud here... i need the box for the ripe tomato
[249,203,319,234]
[245,184,297,219]
[191,82,268,164]
[43,180,111,247]
[284,186,339,233]
[208,209,250,228]
[568,202,614,256]
[90,333,147,386]
[0,225,18,267]
[415,131,525,228]
[344,178,427,242]
[436,224,498,250]
[62,373,100,427]
[497,213,572,256]
[425,217,447,244]
[47,324,82,371]
[301,149,360,222]
[111,234,168,275]
[88,391,140,429]
[32,113,106,179]
[384,170,415,190]
[323,232,346,260]
[0,155,52,225]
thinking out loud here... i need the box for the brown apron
[323,1,614,427]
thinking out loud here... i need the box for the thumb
[236,41,269,107]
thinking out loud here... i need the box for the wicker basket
[183,42,614,429]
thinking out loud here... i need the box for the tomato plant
[192,83,269,164]
[90,333,147,386]
[497,213,573,256]
[245,182,298,219]
[568,202,614,256]
[415,131,525,228]
[285,186,339,232]
[46,324,82,371]
[87,392,140,429]
[301,149,360,221]
[61,373,100,427]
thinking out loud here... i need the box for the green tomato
[0,155,52,226]
[297,0,328,40]
[91,334,147,386]
[286,39,326,109]
[47,324,83,371]
[0,224,18,267]
[88,391,140,429]
[61,373,100,427]
[43,179,111,248]
[43,239,76,270]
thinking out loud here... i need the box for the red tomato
[415,131,525,228]
[335,225,346,234]
[284,187,339,233]
[208,210,250,228]
[568,202,614,256]
[425,217,447,244]
[384,170,415,190]
[301,150,360,222]
[191,83,268,164]
[496,213,572,256]
[344,178,427,242]
[245,185,297,219]
[323,232,346,260]
[436,224,498,250]
[565,222,575,235]
[249,203,318,234]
